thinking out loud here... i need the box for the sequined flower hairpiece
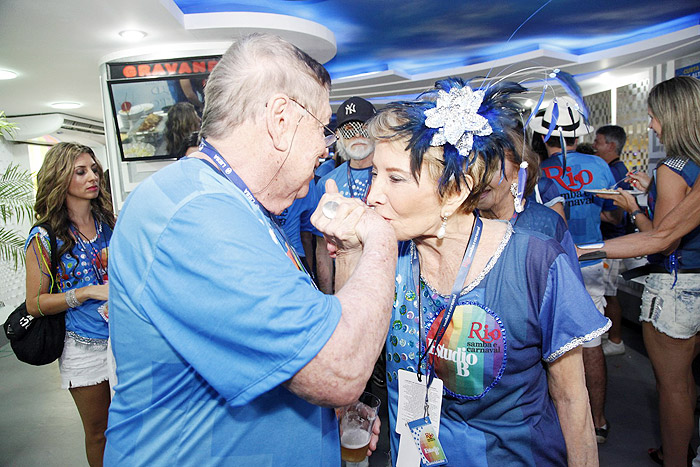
[424,85,492,158]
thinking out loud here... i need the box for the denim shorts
[581,262,607,347]
[640,273,700,339]
[59,332,110,389]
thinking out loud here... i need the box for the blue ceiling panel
[173,0,700,79]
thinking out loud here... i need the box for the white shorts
[640,273,700,339]
[581,262,607,348]
[602,258,622,296]
[59,332,110,390]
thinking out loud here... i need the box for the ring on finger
[322,201,339,219]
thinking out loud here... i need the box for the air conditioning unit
[5,113,105,146]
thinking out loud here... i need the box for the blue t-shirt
[25,222,111,339]
[316,162,372,205]
[647,156,700,268]
[530,176,564,207]
[105,158,343,466]
[600,158,630,239]
[540,151,617,266]
[514,200,582,281]
[274,180,321,255]
[386,225,609,466]
[315,158,337,179]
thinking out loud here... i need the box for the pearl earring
[437,215,448,239]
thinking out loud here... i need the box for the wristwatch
[630,209,644,223]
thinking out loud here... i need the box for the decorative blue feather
[543,101,558,143]
[524,85,547,130]
[376,77,528,195]
[552,70,589,121]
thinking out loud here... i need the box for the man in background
[531,97,621,445]
[593,125,631,356]
[315,96,377,294]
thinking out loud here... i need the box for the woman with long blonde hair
[25,142,115,466]
[598,76,700,466]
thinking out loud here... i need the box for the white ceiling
[0,0,699,124]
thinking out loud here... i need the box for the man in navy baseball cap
[315,96,377,293]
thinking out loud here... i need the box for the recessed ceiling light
[119,30,147,41]
[0,69,18,80]
[50,102,82,110]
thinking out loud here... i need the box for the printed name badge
[427,301,506,400]
[407,417,448,466]
[396,369,444,466]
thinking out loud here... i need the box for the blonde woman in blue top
[597,76,700,466]
[24,142,114,466]
[364,78,609,466]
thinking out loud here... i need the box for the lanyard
[346,163,371,202]
[412,216,483,393]
[71,219,106,285]
[197,139,312,280]
[199,139,267,214]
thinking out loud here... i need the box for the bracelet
[65,289,82,308]
[630,209,644,223]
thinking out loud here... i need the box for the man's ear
[265,94,295,151]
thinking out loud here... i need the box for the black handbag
[3,223,66,365]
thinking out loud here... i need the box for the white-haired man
[316,96,377,293]
[105,34,396,465]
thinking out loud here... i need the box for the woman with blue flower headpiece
[361,78,609,466]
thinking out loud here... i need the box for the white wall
[0,139,33,324]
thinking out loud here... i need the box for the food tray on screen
[122,142,156,159]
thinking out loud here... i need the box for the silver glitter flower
[424,85,492,157]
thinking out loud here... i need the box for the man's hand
[366,416,381,457]
[312,179,383,258]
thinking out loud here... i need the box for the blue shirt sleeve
[600,164,618,211]
[539,255,611,362]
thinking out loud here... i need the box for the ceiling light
[0,69,18,80]
[119,30,147,41]
[50,102,82,110]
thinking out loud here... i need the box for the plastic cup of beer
[339,392,381,463]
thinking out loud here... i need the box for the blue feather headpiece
[384,77,526,194]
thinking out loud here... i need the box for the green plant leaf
[0,111,18,139]
[0,227,27,269]
[0,163,35,223]
[0,163,34,270]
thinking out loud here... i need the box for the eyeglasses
[289,98,337,148]
[337,120,369,139]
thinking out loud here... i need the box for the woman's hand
[595,189,639,213]
[80,283,109,302]
[626,171,650,191]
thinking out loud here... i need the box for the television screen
[107,75,206,161]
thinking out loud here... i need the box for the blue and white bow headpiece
[424,86,493,158]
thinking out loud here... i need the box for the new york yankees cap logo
[336,96,376,127]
